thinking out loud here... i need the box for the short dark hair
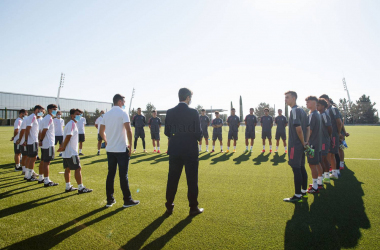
[152,110,156,113]
[47,104,58,110]
[215,111,219,114]
[278,109,282,112]
[201,109,205,112]
[113,94,125,105]
[76,109,83,114]
[34,105,43,111]
[100,110,105,113]
[320,94,329,100]
[329,98,335,105]
[305,96,318,102]
[264,108,269,112]
[137,107,141,110]
[318,98,328,108]
[250,108,254,110]
[178,88,193,102]
[70,109,76,115]
[19,109,26,114]
[284,91,298,100]
[231,108,235,111]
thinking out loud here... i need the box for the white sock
[263,145,265,150]
[337,169,340,174]
[276,146,278,150]
[27,169,32,179]
[234,146,236,150]
[250,146,253,150]
[22,166,25,171]
[206,145,208,150]
[340,161,344,167]
[227,146,230,150]
[157,147,160,150]
[324,172,329,178]
[332,169,338,176]
[301,189,307,193]
[154,147,156,150]
[213,146,215,150]
[78,183,84,190]
[98,150,100,153]
[312,179,318,189]
[16,163,20,167]
[44,177,50,184]
[199,145,201,150]
[38,174,44,181]
[284,146,287,151]
[318,176,323,185]
[79,149,82,153]
[246,146,248,150]
[24,170,29,178]
[295,194,302,198]
[66,182,71,190]
[270,145,272,150]
[220,146,223,150]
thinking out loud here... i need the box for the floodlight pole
[56,73,65,110]
[129,88,135,115]
[342,78,352,108]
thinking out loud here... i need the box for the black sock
[142,138,146,149]
[335,153,340,168]
[134,138,138,149]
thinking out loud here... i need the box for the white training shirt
[62,120,79,158]
[13,117,23,143]
[18,116,28,145]
[77,117,86,134]
[100,106,130,153]
[53,118,65,136]
[41,114,55,149]
[37,117,43,132]
[95,116,103,134]
[26,114,39,145]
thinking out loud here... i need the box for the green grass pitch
[0,126,379,249]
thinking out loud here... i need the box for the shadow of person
[198,152,212,161]
[233,151,251,165]
[120,214,169,250]
[0,180,27,188]
[140,216,193,250]
[0,163,14,170]
[151,155,170,165]
[271,153,287,166]
[252,153,270,165]
[284,166,371,249]
[132,154,165,164]
[210,153,234,165]
[0,176,23,182]
[284,201,311,249]
[3,207,122,250]
[0,185,45,199]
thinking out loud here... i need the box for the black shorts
[134,127,145,138]
[321,142,330,156]
[63,155,81,170]
[212,133,222,141]
[245,131,255,139]
[14,143,21,154]
[288,146,305,168]
[329,135,339,154]
[151,133,160,140]
[228,131,238,140]
[41,146,55,162]
[307,150,321,165]
[201,131,209,139]
[27,142,39,158]
[262,131,272,139]
[55,136,63,145]
[97,134,103,141]
[21,145,28,156]
[275,131,286,140]
[79,134,85,142]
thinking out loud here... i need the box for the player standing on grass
[148,110,162,153]
[39,104,59,187]
[339,122,350,169]
[36,108,44,161]
[16,111,29,177]
[58,109,92,194]
[226,108,240,153]
[317,98,333,184]
[95,110,105,155]
[275,109,288,153]
[261,108,273,153]
[211,111,223,153]
[53,111,65,157]
[11,109,26,171]
[23,105,44,182]
[244,108,257,153]
[283,91,310,203]
[132,108,147,153]
[305,96,323,194]
[199,109,210,152]
[77,109,86,156]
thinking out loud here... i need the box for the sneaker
[269,150,272,153]
[32,172,38,178]
[36,156,40,161]
[283,195,302,202]
[65,186,78,192]
[38,179,45,184]
[123,199,140,208]
[323,178,330,183]
[157,150,161,153]
[226,150,229,153]
[307,187,319,194]
[27,177,38,182]
[244,149,249,153]
[301,192,308,198]
[133,150,136,154]
[97,151,100,156]
[309,184,324,190]
[153,150,157,153]
[261,150,265,153]
[285,150,288,153]
[59,153,62,157]
[106,199,116,207]
[15,166,22,171]
[233,149,236,153]
[274,150,278,153]
[206,150,209,152]
[21,171,25,176]
[78,187,93,194]
[250,150,253,153]
[329,167,332,173]
[79,153,84,156]
[44,182,58,187]
[339,166,344,170]
[143,150,147,153]
[330,174,339,180]
[220,150,224,153]
[211,150,215,153]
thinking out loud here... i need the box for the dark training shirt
[149,117,161,133]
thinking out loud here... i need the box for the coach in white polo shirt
[99,94,139,208]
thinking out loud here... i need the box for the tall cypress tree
[239,96,243,122]
[285,102,289,120]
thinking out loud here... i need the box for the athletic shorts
[27,142,39,158]
[212,133,222,141]
[63,155,81,170]
[79,134,85,142]
[329,135,339,154]
[21,145,28,156]
[228,131,238,140]
[134,127,145,139]
[307,150,321,165]
[41,146,55,162]
[201,130,209,139]
[288,146,305,168]
[14,143,21,154]
[55,136,63,145]
[245,131,255,139]
[262,131,272,140]
[97,134,103,141]
[275,131,286,140]
[151,133,160,140]
[321,142,330,156]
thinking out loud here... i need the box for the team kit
[10,91,349,202]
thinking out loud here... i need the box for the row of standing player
[12,105,92,193]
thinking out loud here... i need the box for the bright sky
[1,0,379,116]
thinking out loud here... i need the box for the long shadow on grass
[0,180,28,189]
[131,154,166,164]
[140,216,193,250]
[252,153,270,165]
[233,152,251,164]
[120,214,168,250]
[198,152,212,161]
[0,185,45,199]
[284,166,370,249]
[0,176,23,182]
[270,153,286,166]
[0,163,14,169]
[210,153,234,165]
[151,155,169,165]
[3,207,123,250]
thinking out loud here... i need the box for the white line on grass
[345,158,380,161]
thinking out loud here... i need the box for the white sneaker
[330,174,339,180]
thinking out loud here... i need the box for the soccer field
[0,126,379,249]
